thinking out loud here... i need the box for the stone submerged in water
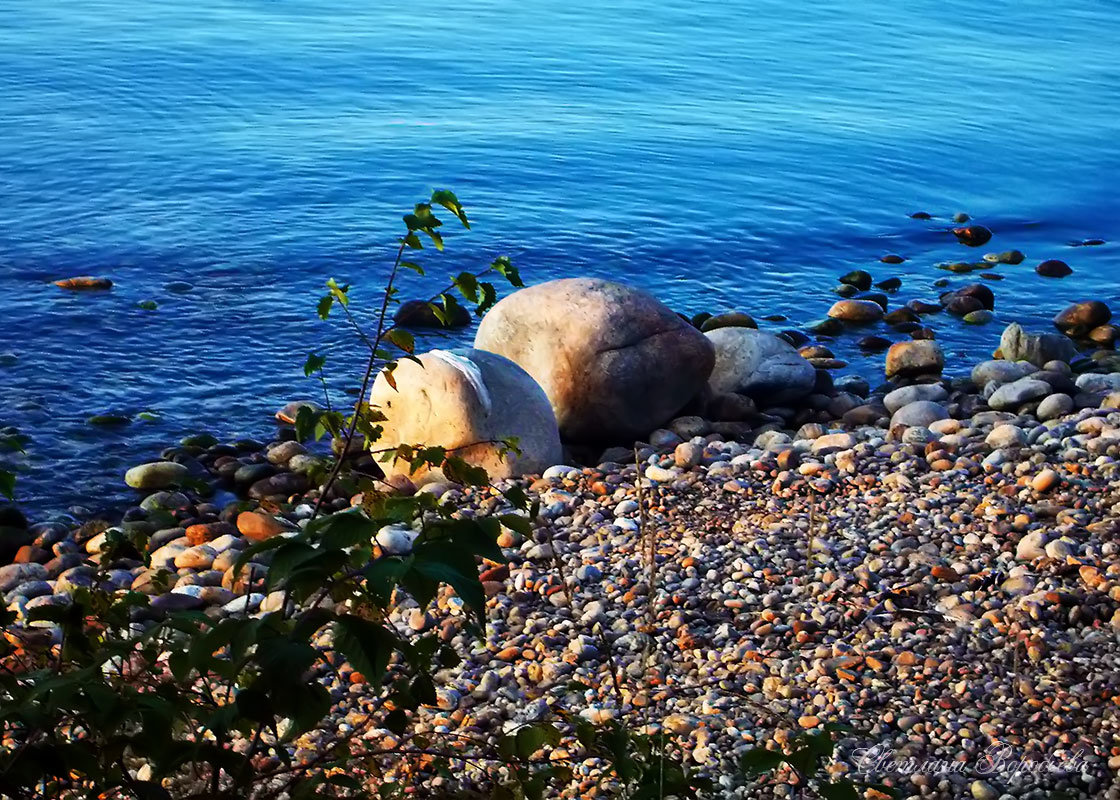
[124,461,189,490]
[999,322,1076,368]
[53,276,113,290]
[369,348,562,479]
[885,340,944,378]
[474,278,714,442]
[704,328,816,404]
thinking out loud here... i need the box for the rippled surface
[2,0,1119,514]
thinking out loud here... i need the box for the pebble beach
[6,309,1120,797]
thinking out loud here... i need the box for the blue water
[2,0,1119,515]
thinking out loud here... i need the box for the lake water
[2,0,1119,515]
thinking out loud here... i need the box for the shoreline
[4,337,1120,797]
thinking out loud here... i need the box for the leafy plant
[0,192,536,798]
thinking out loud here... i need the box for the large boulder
[369,349,562,480]
[474,279,714,442]
[704,328,816,404]
[999,323,1076,368]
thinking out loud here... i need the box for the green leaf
[476,282,498,316]
[326,277,350,306]
[384,708,408,735]
[308,508,377,551]
[294,404,322,443]
[402,233,423,249]
[362,556,412,607]
[423,229,444,251]
[302,351,326,377]
[442,456,489,487]
[431,189,470,229]
[453,271,479,303]
[317,294,334,320]
[136,410,161,421]
[0,469,14,500]
[502,485,529,510]
[515,724,561,760]
[499,513,532,536]
[412,542,486,623]
[400,260,425,275]
[491,256,523,287]
[333,615,396,685]
[386,328,415,354]
[738,747,785,776]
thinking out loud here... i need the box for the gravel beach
[5,344,1120,799]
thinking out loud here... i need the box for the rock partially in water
[1054,301,1111,337]
[699,311,756,331]
[705,328,816,404]
[1035,259,1072,278]
[827,299,883,323]
[984,249,1025,265]
[999,322,1076,367]
[474,278,713,442]
[952,225,992,247]
[838,270,872,290]
[394,299,472,329]
[124,461,189,490]
[885,340,944,378]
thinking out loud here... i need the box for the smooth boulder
[999,323,1076,368]
[125,462,189,490]
[1054,301,1111,338]
[827,299,884,323]
[369,348,562,479]
[890,401,949,429]
[885,340,944,378]
[474,279,714,442]
[988,378,1050,411]
[704,328,816,404]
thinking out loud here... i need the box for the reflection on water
[1,0,1119,513]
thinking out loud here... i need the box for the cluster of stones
[12,238,1120,796]
[6,332,1120,796]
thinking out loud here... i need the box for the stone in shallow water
[999,322,1075,367]
[885,340,944,378]
[704,328,816,404]
[1054,300,1111,337]
[827,299,883,323]
[124,461,189,490]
